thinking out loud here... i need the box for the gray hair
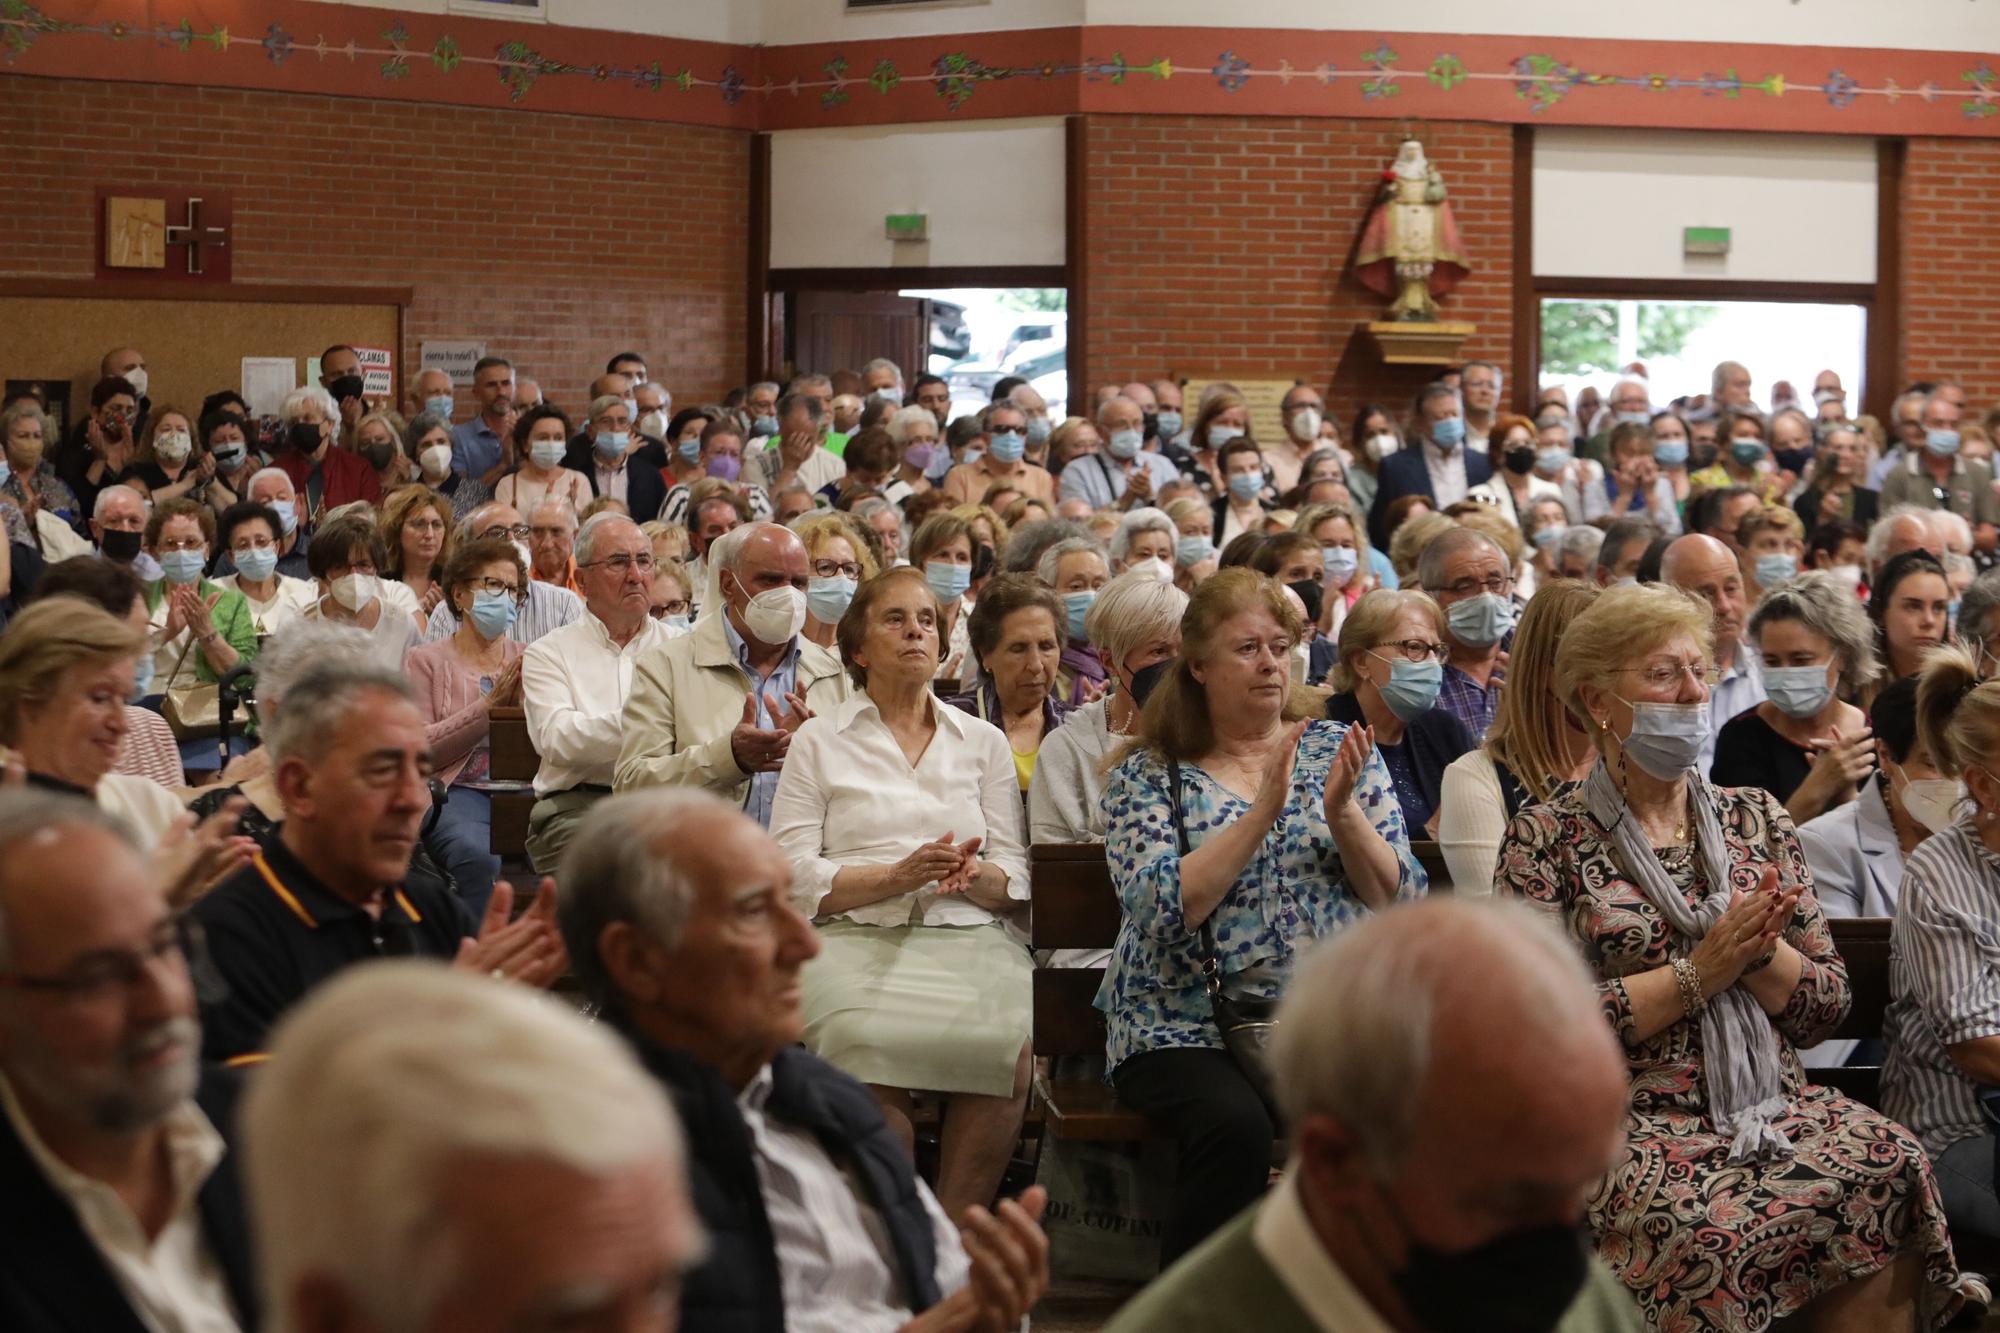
[574,510,637,566]
[1558,524,1605,567]
[1109,507,1176,563]
[1035,535,1109,587]
[883,405,937,445]
[859,358,904,391]
[92,483,143,521]
[788,373,832,394]
[265,661,417,764]
[1867,504,1939,570]
[981,400,1027,431]
[1961,570,2000,648]
[0,398,46,443]
[403,411,450,450]
[776,391,824,425]
[1093,395,1140,428]
[281,384,339,425]
[1413,381,1462,421]
[1083,569,1187,669]
[0,791,136,968]
[1597,516,1659,575]
[1932,508,1973,556]
[1003,517,1091,575]
[749,380,782,401]
[252,623,379,725]
[1414,525,1505,593]
[697,521,797,624]
[557,790,735,1003]
[588,394,627,423]
[245,466,295,502]
[772,477,814,503]
[1748,570,1880,696]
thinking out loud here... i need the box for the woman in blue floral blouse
[1097,567,1425,1261]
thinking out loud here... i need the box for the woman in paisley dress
[1495,581,1968,1331]
[1097,567,1425,1262]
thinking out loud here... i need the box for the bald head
[1659,533,1732,589]
[1119,382,1159,413]
[1662,533,1748,648]
[1096,394,1142,434]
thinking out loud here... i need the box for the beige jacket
[614,610,849,804]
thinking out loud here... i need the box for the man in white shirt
[1661,533,1765,773]
[556,788,1049,1333]
[521,512,685,873]
[0,791,255,1333]
[1105,898,1644,1332]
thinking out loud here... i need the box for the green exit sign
[1684,226,1731,256]
[885,213,928,241]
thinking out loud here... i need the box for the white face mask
[1124,556,1173,584]
[1898,773,1964,835]
[1288,407,1323,444]
[739,583,808,645]
[122,366,149,399]
[155,430,192,464]
[419,443,454,478]
[1365,432,1401,461]
[331,572,379,612]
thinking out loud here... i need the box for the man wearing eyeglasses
[0,791,256,1333]
[520,513,687,873]
[1415,527,1514,742]
[422,502,583,646]
[1661,533,1765,773]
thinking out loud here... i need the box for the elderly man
[191,660,568,1063]
[615,523,846,826]
[1008,382,1056,464]
[1867,505,1942,581]
[746,391,846,499]
[686,493,747,601]
[742,381,782,443]
[1594,515,1657,588]
[566,392,668,523]
[1557,524,1605,582]
[861,357,905,403]
[0,792,257,1333]
[1105,898,1643,1332]
[1713,359,1754,412]
[1061,395,1180,512]
[88,483,146,567]
[1413,528,1512,742]
[409,365,455,422]
[1459,360,1503,452]
[521,512,684,873]
[239,467,311,578]
[1880,389,2000,552]
[1868,389,1931,490]
[1369,384,1491,548]
[421,502,583,644]
[450,355,515,486]
[557,789,1049,1333]
[1695,484,1762,556]
[1813,369,1848,422]
[1661,533,1763,772]
[244,962,701,1333]
[943,399,1055,506]
[636,375,674,438]
[1271,383,1328,495]
[526,496,582,592]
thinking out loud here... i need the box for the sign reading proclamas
[353,345,394,398]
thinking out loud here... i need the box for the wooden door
[789,290,927,380]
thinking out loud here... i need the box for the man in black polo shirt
[191,660,567,1064]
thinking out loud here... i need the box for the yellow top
[1012,746,1037,792]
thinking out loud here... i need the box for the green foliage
[1540,301,1717,377]
[996,288,1067,313]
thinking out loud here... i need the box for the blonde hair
[1454,505,1525,567]
[1738,503,1805,548]
[353,409,408,462]
[1916,645,2000,779]
[792,511,879,582]
[378,485,456,578]
[1330,589,1443,694]
[1293,503,1374,576]
[1556,583,1714,747]
[950,502,1010,556]
[641,520,691,562]
[1165,497,1209,530]
[0,600,147,743]
[1485,580,1598,803]
[1390,511,1458,586]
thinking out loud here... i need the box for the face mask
[101,528,142,562]
[954,447,985,472]
[360,440,397,470]
[130,651,154,702]
[752,414,779,438]
[1616,409,1651,426]
[1371,656,1443,721]
[1126,556,1173,584]
[1530,524,1564,552]
[707,454,742,483]
[1287,407,1322,444]
[1446,592,1514,648]
[1285,578,1324,624]
[212,444,248,472]
[1208,424,1245,450]
[638,411,668,440]
[529,439,567,469]
[869,387,900,405]
[1130,657,1172,706]
[623,397,640,425]
[664,612,692,633]
[1503,445,1536,476]
[327,374,365,404]
[806,574,857,624]
[1062,589,1097,640]
[1365,432,1401,462]
[1106,429,1143,461]
[1815,388,1844,406]
[425,393,456,420]
[1927,429,1962,458]
[331,572,379,612]
[420,443,454,477]
[988,431,1026,464]
[1827,562,1863,591]
[466,589,519,640]
[1388,1212,1591,1333]
[160,548,206,585]
[1026,416,1052,446]
[286,421,324,456]
[678,438,703,465]
[1899,772,1964,834]
[1226,472,1263,503]
[1761,662,1832,719]
[1691,440,1719,469]
[1653,439,1689,468]
[594,431,630,460]
[1430,416,1465,450]
[1618,698,1711,780]
[925,559,971,603]
[1753,553,1798,587]
[902,442,937,473]
[1535,446,1571,475]
[1729,438,1767,467]
[274,503,299,537]
[1323,545,1359,586]
[122,367,149,399]
[1176,535,1214,567]
[155,430,192,464]
[740,583,808,644]
[233,545,278,583]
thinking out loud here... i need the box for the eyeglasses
[1440,573,1511,598]
[0,914,203,1004]
[580,553,656,576]
[812,559,862,580]
[404,517,447,534]
[1616,661,1721,689]
[155,537,206,553]
[1371,638,1447,663]
[467,576,525,601]
[478,523,533,542]
[649,601,690,619]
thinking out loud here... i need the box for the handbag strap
[1168,759,1227,988]
[162,612,203,691]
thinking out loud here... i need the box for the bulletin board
[1179,375,1305,447]
[0,282,407,426]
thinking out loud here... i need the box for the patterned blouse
[2,465,80,523]
[1096,719,1426,1072]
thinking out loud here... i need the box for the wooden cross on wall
[163,197,228,275]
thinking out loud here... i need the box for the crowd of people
[6,342,2000,1331]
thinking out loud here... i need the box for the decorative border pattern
[1,2,1995,136]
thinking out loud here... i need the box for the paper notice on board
[241,358,297,419]
[421,340,487,387]
[353,345,394,398]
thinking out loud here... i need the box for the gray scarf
[1582,760,1792,1163]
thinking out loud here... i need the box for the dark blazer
[1324,690,1475,827]
[1366,444,1494,548]
[564,436,669,523]
[0,1067,260,1333]
[1793,484,1879,533]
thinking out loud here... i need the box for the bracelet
[1672,957,1707,1021]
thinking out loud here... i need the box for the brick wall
[1900,137,2000,413]
[0,77,749,413]
[1081,114,1516,431]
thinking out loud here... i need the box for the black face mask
[287,421,324,456]
[360,442,396,470]
[100,528,142,563]
[1142,411,1160,441]
[1286,578,1325,625]
[326,374,365,404]
[1773,446,1815,475]
[1690,440,1719,470]
[1503,445,1538,476]
[1129,658,1174,707]
[1386,1196,1592,1333]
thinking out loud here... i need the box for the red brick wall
[1901,137,2000,414]
[1081,114,1516,431]
[0,78,749,414]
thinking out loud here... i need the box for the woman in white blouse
[212,500,315,640]
[770,563,1031,1221]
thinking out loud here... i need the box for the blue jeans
[425,786,499,921]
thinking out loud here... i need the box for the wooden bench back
[1827,916,1891,1042]
[489,707,537,783]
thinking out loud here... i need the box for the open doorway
[782,286,1066,413]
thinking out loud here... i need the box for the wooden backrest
[1828,916,1892,1042]
[489,706,537,783]
[1029,844,1115,1060]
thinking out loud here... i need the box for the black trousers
[1112,1046,1276,1263]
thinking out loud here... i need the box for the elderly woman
[770,564,1031,1220]
[1040,535,1111,706]
[199,409,262,516]
[1109,506,1177,580]
[301,513,421,669]
[909,510,977,688]
[1712,572,1879,821]
[794,510,876,649]
[1738,503,1806,600]
[1438,580,1598,894]
[884,403,946,483]
[128,404,213,506]
[1165,496,1217,592]
[1496,581,1967,1329]
[1046,417,1102,480]
[354,409,413,494]
[1028,570,1185,844]
[496,404,589,517]
[1871,549,1953,685]
[142,497,257,697]
[1324,588,1475,839]
[945,574,1071,797]
[278,385,376,517]
[211,500,316,640]
[380,485,454,616]
[404,538,527,918]
[2,398,82,528]
[1100,568,1421,1260]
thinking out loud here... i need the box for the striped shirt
[1882,816,2000,1159]
[423,578,582,647]
[661,480,772,528]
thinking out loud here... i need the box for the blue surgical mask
[1209,425,1244,449]
[594,430,630,459]
[1616,410,1651,426]
[1062,589,1097,640]
[1371,656,1443,721]
[678,437,702,465]
[160,548,206,585]
[275,504,298,537]
[1430,416,1465,449]
[1175,534,1214,567]
[211,445,247,472]
[1026,416,1052,445]
[1445,592,1514,648]
[1536,447,1571,475]
[1653,439,1689,468]
[233,545,278,583]
[1226,472,1263,503]
[425,393,455,420]
[807,574,857,624]
[1155,410,1183,439]
[1927,429,1962,458]
[1617,698,1711,780]
[129,652,154,702]
[1754,553,1798,587]
[1763,663,1832,719]
[925,559,971,602]
[1106,429,1143,461]
[954,447,984,473]
[665,612,691,632]
[530,440,567,469]
[988,430,1026,464]
[467,590,518,639]
[752,414,780,438]
[1322,545,1359,585]
[1530,524,1564,551]
[1729,438,1767,467]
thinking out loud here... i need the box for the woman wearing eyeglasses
[1495,581,1968,1329]
[1323,588,1474,839]
[402,537,526,918]
[793,511,878,651]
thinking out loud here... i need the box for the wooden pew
[488,706,535,862]
[1815,917,1891,1109]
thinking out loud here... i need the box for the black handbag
[1167,760,1282,1116]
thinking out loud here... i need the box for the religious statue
[1352,139,1471,323]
